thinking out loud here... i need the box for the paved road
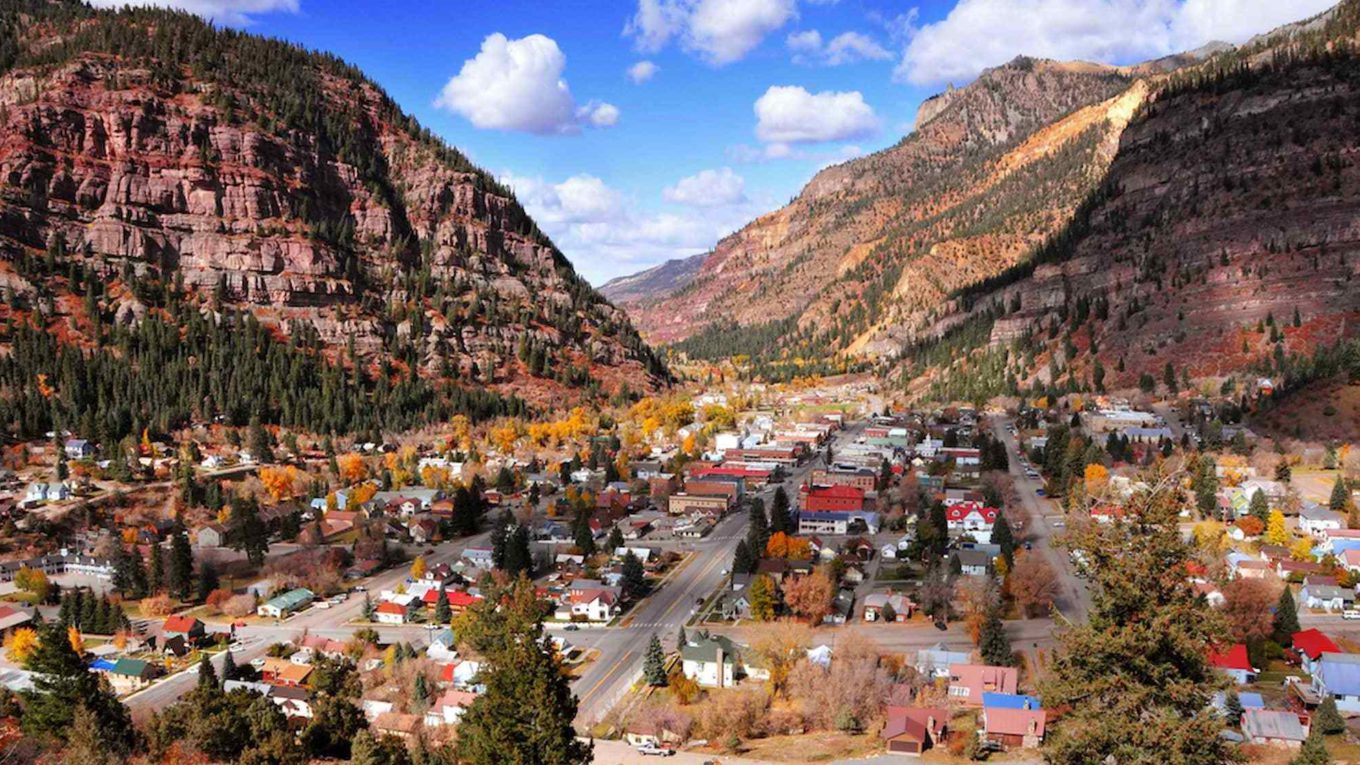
[704,618,1058,655]
[571,421,861,726]
[993,418,1091,621]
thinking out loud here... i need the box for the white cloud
[624,0,798,66]
[895,0,1337,86]
[787,29,893,65]
[502,170,763,283]
[754,85,879,144]
[578,101,621,127]
[627,60,660,83]
[434,33,617,135]
[86,0,297,25]
[663,167,748,207]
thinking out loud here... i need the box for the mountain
[600,253,706,306]
[609,0,1360,401]
[0,2,666,441]
[610,56,1140,368]
[901,0,1360,404]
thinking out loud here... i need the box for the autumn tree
[748,574,777,621]
[1041,474,1233,763]
[748,621,810,696]
[783,570,834,625]
[1265,509,1290,546]
[1220,577,1278,644]
[1008,549,1058,618]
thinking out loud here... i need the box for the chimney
[715,646,725,688]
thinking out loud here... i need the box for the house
[161,615,205,644]
[797,510,880,535]
[269,685,313,718]
[956,549,992,577]
[196,523,228,548]
[299,634,348,659]
[1301,584,1352,612]
[802,485,866,513]
[362,699,395,721]
[22,482,71,505]
[103,658,159,693]
[862,592,913,622]
[681,634,740,688]
[64,439,95,460]
[1299,505,1345,537]
[0,606,34,639]
[373,712,422,740]
[462,547,495,569]
[981,707,1046,750]
[260,658,312,687]
[374,600,415,625]
[425,689,478,727]
[948,664,1018,706]
[1312,652,1360,713]
[425,629,458,663]
[1291,629,1340,675]
[945,502,999,537]
[916,643,971,679]
[1241,709,1309,747]
[880,706,948,756]
[257,588,314,618]
[567,588,618,622]
[1208,644,1256,685]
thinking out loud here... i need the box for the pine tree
[1312,695,1345,735]
[732,539,755,576]
[1222,688,1243,725]
[22,623,135,753]
[455,579,592,765]
[643,634,667,686]
[490,510,511,570]
[146,544,164,594]
[622,551,647,599]
[197,653,218,689]
[506,525,532,577]
[1330,476,1349,512]
[992,511,1015,566]
[169,524,194,599]
[606,525,624,552]
[1249,490,1269,524]
[979,607,1012,666]
[1273,587,1299,645]
[770,488,791,534]
[221,649,238,683]
[434,584,452,624]
[573,518,595,557]
[58,704,121,765]
[1293,727,1329,765]
[746,499,769,555]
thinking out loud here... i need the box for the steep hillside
[0,2,666,441]
[901,1,1360,404]
[600,253,705,306]
[614,57,1137,374]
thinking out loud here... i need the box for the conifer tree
[992,511,1015,567]
[146,544,164,594]
[732,539,755,576]
[1330,476,1349,512]
[169,524,194,599]
[1274,587,1300,646]
[1222,688,1243,725]
[434,584,451,624]
[643,634,667,686]
[1312,695,1345,735]
[197,653,218,689]
[979,606,1013,667]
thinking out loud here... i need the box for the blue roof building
[982,692,1041,710]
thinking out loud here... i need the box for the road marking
[577,649,636,707]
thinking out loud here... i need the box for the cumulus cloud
[434,33,618,135]
[86,0,297,25]
[627,60,660,83]
[787,29,893,65]
[895,0,1337,86]
[663,167,748,207]
[624,0,797,66]
[502,170,762,283]
[754,85,879,144]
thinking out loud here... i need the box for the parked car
[637,743,675,756]
[1343,609,1360,620]
[564,624,580,631]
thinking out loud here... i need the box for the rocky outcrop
[0,7,665,406]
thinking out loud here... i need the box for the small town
[3,1,1360,764]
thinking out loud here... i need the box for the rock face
[611,57,1136,356]
[0,5,665,406]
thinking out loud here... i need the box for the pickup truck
[637,743,676,756]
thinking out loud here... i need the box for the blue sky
[93,0,1338,284]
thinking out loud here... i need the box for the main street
[992,418,1092,620]
[570,419,864,726]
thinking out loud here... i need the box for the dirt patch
[1253,375,1360,442]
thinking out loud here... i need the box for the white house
[424,689,478,727]
[1312,652,1360,713]
[681,635,740,688]
[22,482,71,505]
[1299,505,1345,537]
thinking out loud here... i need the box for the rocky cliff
[613,57,1136,370]
[0,2,666,421]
